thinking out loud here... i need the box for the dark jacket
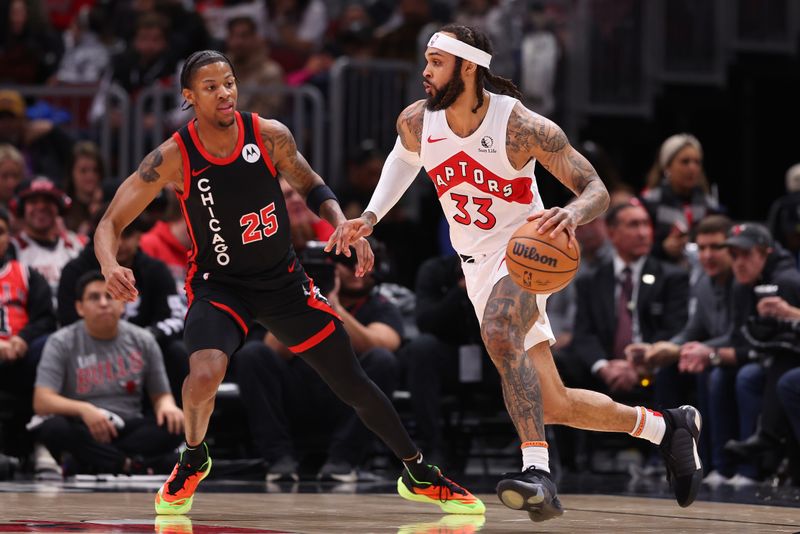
[642,180,719,262]
[671,272,733,348]
[57,242,184,343]
[729,246,800,365]
[570,254,690,370]
[414,255,481,346]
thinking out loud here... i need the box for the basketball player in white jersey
[327,24,703,522]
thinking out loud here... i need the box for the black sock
[182,441,208,469]
[403,452,436,482]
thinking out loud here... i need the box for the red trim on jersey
[172,132,192,200]
[252,113,277,177]
[289,320,335,353]
[175,191,199,306]
[209,300,249,335]
[305,277,341,320]
[188,112,245,165]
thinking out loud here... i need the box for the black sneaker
[659,405,703,507]
[496,467,563,522]
[317,458,357,482]
[266,455,299,482]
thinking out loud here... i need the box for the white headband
[427,32,492,69]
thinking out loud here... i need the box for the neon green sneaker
[155,449,212,515]
[397,466,485,515]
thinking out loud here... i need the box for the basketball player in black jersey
[94,51,485,516]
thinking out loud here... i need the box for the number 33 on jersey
[421,93,544,257]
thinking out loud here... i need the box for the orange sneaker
[155,448,212,515]
[397,466,485,515]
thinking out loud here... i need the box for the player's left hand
[156,404,184,435]
[351,237,374,278]
[527,207,578,249]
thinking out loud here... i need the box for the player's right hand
[325,215,374,258]
[80,404,118,444]
[102,264,138,302]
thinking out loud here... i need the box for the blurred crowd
[1,0,800,491]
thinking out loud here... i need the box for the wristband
[306,184,338,216]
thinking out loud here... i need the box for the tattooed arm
[95,138,183,301]
[259,117,374,275]
[506,103,609,244]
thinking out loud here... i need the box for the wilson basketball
[505,220,580,294]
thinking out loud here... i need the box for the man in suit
[561,200,690,408]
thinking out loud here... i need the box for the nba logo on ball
[505,220,580,294]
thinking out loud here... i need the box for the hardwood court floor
[0,491,798,533]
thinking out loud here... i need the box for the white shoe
[33,444,61,481]
[702,470,730,487]
[725,474,757,487]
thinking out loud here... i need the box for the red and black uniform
[172,111,339,356]
[169,110,419,472]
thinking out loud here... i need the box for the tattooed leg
[480,277,546,441]
[481,277,638,439]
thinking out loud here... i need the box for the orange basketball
[505,220,580,294]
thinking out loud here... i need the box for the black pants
[35,415,183,474]
[234,340,398,465]
[0,335,48,456]
[397,334,460,454]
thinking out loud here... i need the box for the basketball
[505,220,580,294]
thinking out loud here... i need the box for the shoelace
[166,462,201,495]
[432,471,468,503]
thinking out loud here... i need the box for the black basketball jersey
[173,111,293,287]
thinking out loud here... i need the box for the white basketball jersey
[421,92,544,256]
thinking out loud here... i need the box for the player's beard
[425,62,465,111]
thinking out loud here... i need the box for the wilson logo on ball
[511,243,558,268]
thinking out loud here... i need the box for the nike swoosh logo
[191,165,211,177]
[427,136,447,143]
[288,259,297,273]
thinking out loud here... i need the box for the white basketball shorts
[461,245,555,350]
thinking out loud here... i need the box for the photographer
[233,238,404,483]
[720,224,800,484]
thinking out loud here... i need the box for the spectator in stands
[562,200,689,408]
[110,13,177,132]
[624,215,743,484]
[139,195,189,295]
[265,0,328,73]
[0,90,75,184]
[548,203,613,350]
[33,271,183,475]
[374,0,435,63]
[280,177,333,249]
[642,133,719,264]
[767,163,800,266]
[57,213,187,401]
[225,16,285,120]
[50,5,109,85]
[0,144,25,209]
[0,0,63,84]
[234,239,403,483]
[62,141,105,236]
[777,366,800,484]
[397,254,488,467]
[10,178,84,299]
[0,207,56,459]
[721,224,800,482]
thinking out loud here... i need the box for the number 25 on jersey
[240,203,279,244]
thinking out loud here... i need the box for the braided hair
[180,50,237,90]
[437,24,522,113]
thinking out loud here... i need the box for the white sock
[629,406,666,444]
[521,441,550,473]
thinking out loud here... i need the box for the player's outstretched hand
[351,237,374,278]
[527,207,577,250]
[325,215,374,258]
[102,264,139,302]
